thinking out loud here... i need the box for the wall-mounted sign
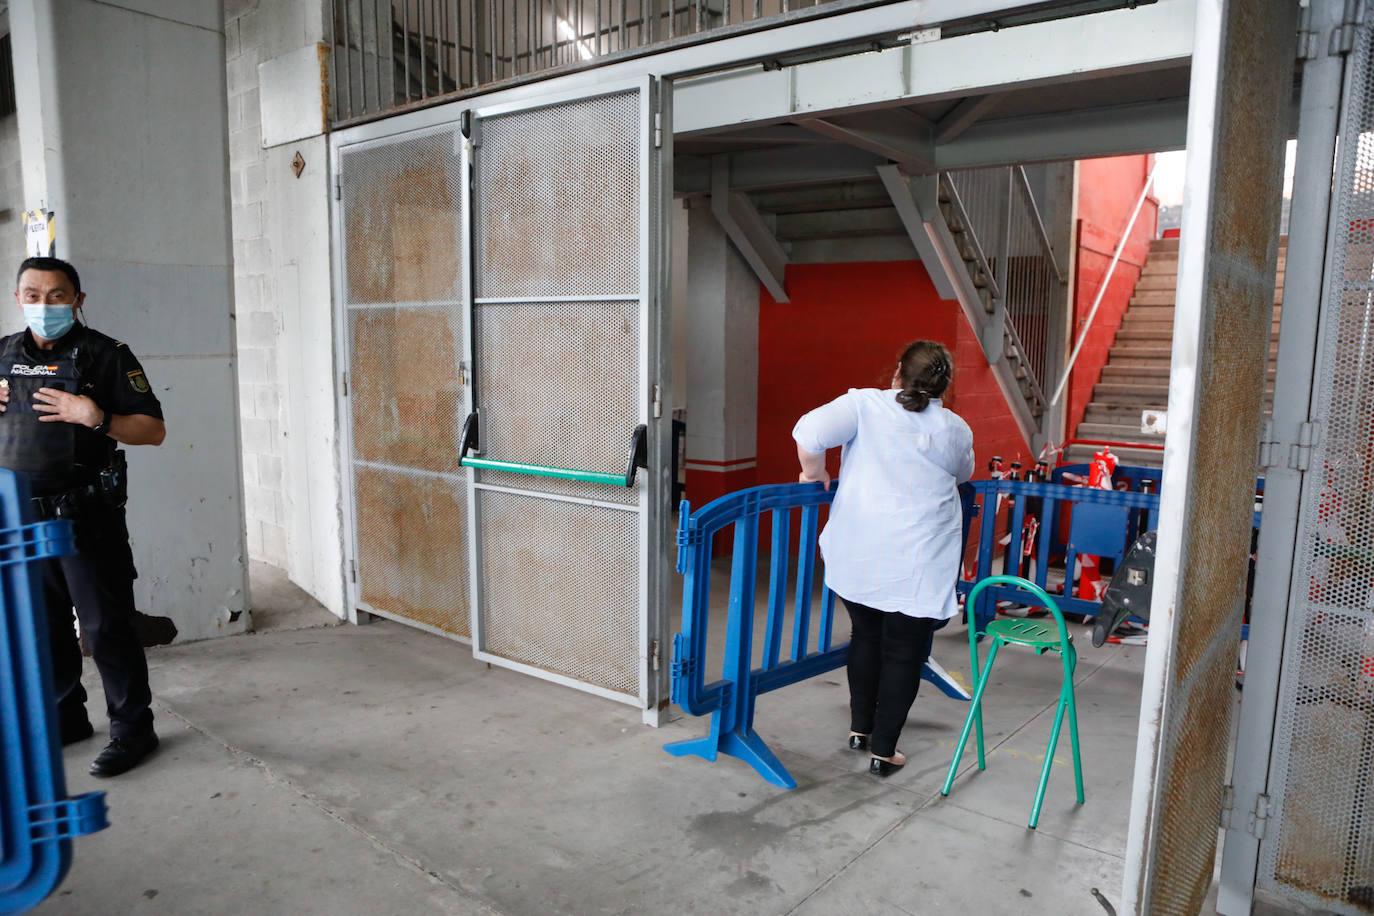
[23,209,54,257]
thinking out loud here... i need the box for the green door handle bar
[458,412,648,487]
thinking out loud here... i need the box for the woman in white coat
[792,340,974,776]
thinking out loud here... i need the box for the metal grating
[478,488,639,694]
[1261,13,1374,911]
[474,92,640,298]
[340,128,471,639]
[342,130,464,304]
[473,299,639,496]
[348,307,465,471]
[354,465,471,637]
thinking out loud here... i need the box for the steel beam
[676,144,885,194]
[876,166,960,302]
[940,96,1190,167]
[797,110,936,173]
[933,93,1004,144]
[710,156,790,302]
[673,0,1195,135]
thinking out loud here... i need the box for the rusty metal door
[465,78,669,709]
[335,125,475,640]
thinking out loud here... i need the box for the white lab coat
[792,388,975,619]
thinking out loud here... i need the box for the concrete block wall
[223,0,345,618]
[227,0,287,562]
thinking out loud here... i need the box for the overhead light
[556,18,595,60]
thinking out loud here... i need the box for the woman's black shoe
[847,733,870,751]
[869,752,906,776]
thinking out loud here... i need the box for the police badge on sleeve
[127,370,150,393]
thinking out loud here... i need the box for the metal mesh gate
[1260,13,1374,911]
[470,87,650,700]
[339,127,473,638]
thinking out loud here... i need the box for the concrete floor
[37,564,1172,916]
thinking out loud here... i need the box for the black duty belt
[31,483,104,520]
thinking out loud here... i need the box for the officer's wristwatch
[91,411,111,436]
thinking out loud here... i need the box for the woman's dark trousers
[843,597,937,759]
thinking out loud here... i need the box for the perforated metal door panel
[338,126,473,639]
[1259,13,1374,911]
[468,83,653,704]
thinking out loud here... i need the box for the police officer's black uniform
[0,322,163,745]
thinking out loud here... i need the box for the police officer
[0,257,166,777]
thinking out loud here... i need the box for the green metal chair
[941,574,1084,829]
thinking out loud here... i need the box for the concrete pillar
[10,0,249,640]
[685,202,758,504]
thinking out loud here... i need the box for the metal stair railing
[940,165,1067,427]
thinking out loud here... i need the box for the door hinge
[1258,419,1278,469]
[1247,792,1272,840]
[458,361,469,387]
[349,560,357,583]
[1219,784,1236,829]
[1291,421,1318,471]
[652,384,662,419]
[334,174,342,200]
[340,373,349,397]
[1331,0,1363,55]
[650,639,661,671]
[653,112,662,149]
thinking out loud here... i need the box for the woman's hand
[797,444,831,490]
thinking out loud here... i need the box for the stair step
[1077,421,1169,442]
[1064,442,1165,468]
[1092,382,1170,402]
[1084,405,1167,424]
[1101,365,1171,380]
[1150,237,1180,253]
[1115,328,1173,342]
[1109,345,1173,359]
[1129,291,1284,307]
[1136,274,1180,291]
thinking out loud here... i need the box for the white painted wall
[10,0,249,640]
[224,0,344,618]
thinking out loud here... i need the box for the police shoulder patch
[127,369,150,393]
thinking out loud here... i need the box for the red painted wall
[1066,155,1159,439]
[755,261,1030,491]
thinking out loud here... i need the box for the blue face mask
[22,305,75,341]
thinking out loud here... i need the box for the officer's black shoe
[60,718,95,746]
[89,732,159,778]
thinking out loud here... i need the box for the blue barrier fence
[664,482,969,789]
[0,470,108,916]
[960,479,1163,632]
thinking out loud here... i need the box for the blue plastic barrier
[664,482,969,789]
[0,470,108,916]
[960,479,1162,633]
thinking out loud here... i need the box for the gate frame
[461,75,672,716]
[330,121,476,639]
[1216,0,1353,911]
[330,75,674,722]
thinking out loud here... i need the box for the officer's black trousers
[43,504,153,740]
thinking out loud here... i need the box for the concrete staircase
[1067,235,1284,467]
